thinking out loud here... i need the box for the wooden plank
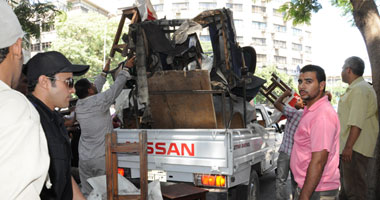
[112,143,139,153]
[105,133,113,200]
[118,195,141,200]
[148,70,216,129]
[139,131,148,200]
[111,133,119,198]
[161,183,208,200]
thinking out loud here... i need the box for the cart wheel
[247,168,260,200]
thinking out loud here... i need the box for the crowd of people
[274,59,379,200]
[0,2,133,199]
[0,1,379,200]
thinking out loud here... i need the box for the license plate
[148,170,167,182]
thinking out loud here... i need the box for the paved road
[260,171,293,200]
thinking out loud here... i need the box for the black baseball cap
[27,51,89,81]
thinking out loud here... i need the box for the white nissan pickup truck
[115,106,282,200]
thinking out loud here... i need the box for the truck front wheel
[247,169,260,200]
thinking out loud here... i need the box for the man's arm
[299,150,328,200]
[72,176,86,200]
[342,126,361,162]
[274,90,292,113]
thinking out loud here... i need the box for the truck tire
[247,168,260,200]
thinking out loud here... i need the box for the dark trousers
[339,151,373,200]
[294,187,339,200]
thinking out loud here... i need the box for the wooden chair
[105,6,141,69]
[106,131,148,200]
[259,73,292,104]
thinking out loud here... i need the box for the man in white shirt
[0,1,49,199]
[74,58,133,196]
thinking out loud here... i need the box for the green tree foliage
[10,0,59,39]
[279,0,322,25]
[254,65,297,104]
[326,81,347,105]
[50,11,125,81]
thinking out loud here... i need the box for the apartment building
[30,0,109,55]
[30,0,312,78]
[150,0,312,76]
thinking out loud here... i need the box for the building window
[236,36,244,44]
[274,56,287,64]
[292,27,302,36]
[153,4,163,12]
[252,21,267,30]
[292,58,303,65]
[252,5,266,14]
[31,43,40,52]
[42,42,51,50]
[273,8,284,17]
[200,35,211,42]
[234,19,243,28]
[257,54,267,63]
[252,37,266,46]
[274,24,286,33]
[252,0,267,5]
[306,31,312,38]
[226,3,243,12]
[172,2,189,10]
[274,40,286,49]
[31,42,52,52]
[305,46,312,53]
[292,43,302,51]
[199,2,217,10]
[81,6,89,13]
[42,23,54,32]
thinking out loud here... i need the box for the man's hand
[325,91,332,102]
[103,58,111,73]
[273,89,293,112]
[342,146,353,162]
[282,90,292,98]
[342,125,361,162]
[124,56,136,68]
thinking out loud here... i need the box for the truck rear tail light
[118,168,125,176]
[194,174,227,188]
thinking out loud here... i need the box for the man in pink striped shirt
[290,65,340,200]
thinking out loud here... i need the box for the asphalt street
[260,171,293,200]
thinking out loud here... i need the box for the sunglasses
[47,76,74,88]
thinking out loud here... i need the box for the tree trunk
[350,0,380,199]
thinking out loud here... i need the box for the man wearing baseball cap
[0,1,50,199]
[26,51,89,200]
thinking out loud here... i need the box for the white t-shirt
[0,80,50,199]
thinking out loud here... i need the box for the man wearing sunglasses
[0,1,50,198]
[26,51,89,200]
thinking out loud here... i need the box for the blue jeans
[276,152,297,200]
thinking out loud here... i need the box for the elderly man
[291,65,340,200]
[74,57,133,196]
[26,51,89,199]
[0,1,49,198]
[338,56,379,200]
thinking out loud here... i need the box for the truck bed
[115,126,280,186]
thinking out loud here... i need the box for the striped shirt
[279,105,303,155]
